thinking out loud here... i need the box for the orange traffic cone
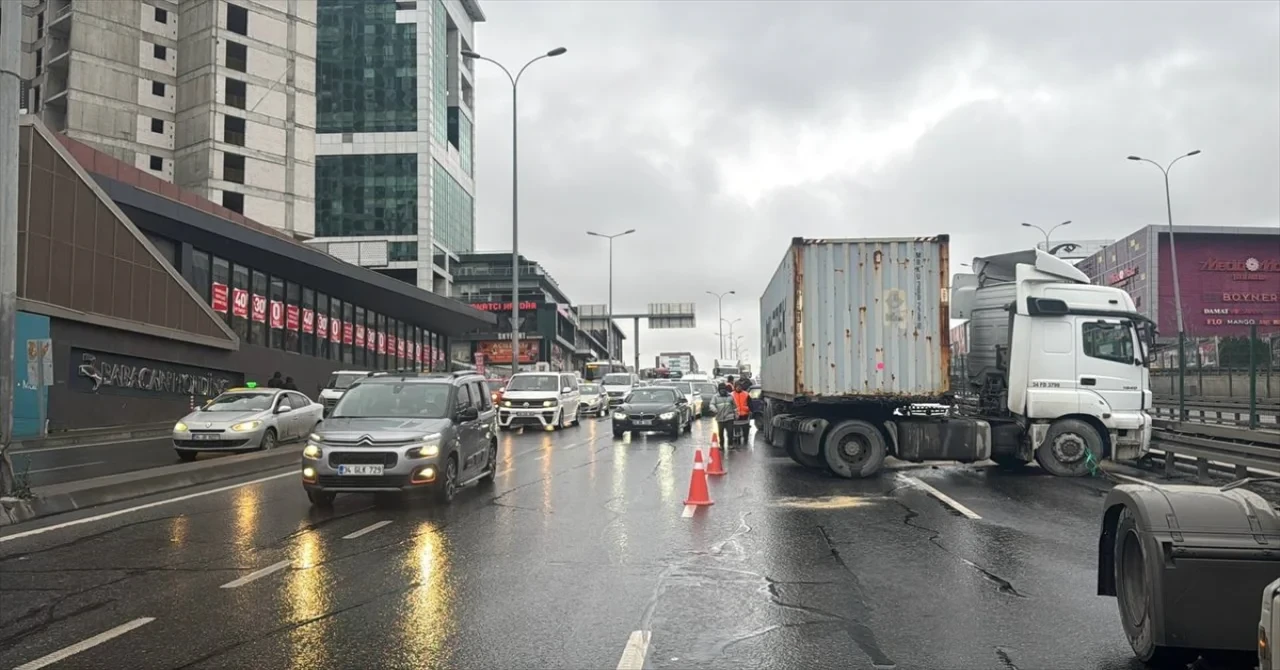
[707,439,726,476]
[683,449,714,506]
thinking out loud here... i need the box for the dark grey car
[301,371,498,507]
[612,386,693,439]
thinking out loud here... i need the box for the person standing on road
[283,376,300,391]
[712,384,737,447]
[731,381,752,443]
[266,371,284,388]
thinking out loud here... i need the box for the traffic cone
[683,449,714,506]
[707,439,726,476]
[711,432,720,450]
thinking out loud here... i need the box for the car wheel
[479,441,498,483]
[613,429,624,439]
[683,417,692,433]
[307,490,336,508]
[259,428,277,451]
[435,455,458,504]
[176,451,197,462]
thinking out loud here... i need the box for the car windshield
[506,375,561,392]
[580,384,600,394]
[331,382,451,418]
[667,382,693,394]
[326,373,366,390]
[695,383,716,396]
[602,373,632,386]
[627,389,676,404]
[203,392,275,412]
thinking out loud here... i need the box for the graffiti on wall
[70,349,242,398]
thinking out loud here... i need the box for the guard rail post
[1250,324,1259,430]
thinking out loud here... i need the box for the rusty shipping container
[759,236,951,401]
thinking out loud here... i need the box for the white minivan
[498,372,581,431]
[601,372,640,410]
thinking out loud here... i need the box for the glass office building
[309,0,484,296]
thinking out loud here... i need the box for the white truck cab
[953,250,1153,474]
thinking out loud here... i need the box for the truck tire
[822,420,887,478]
[1113,506,1198,667]
[1036,418,1103,477]
[785,439,825,469]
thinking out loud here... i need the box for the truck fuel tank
[887,417,992,463]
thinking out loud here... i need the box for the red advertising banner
[412,342,419,363]
[286,305,300,331]
[301,309,315,334]
[315,313,328,340]
[397,339,406,359]
[389,335,398,358]
[378,331,387,354]
[330,319,342,343]
[343,322,354,345]
[366,328,376,351]
[476,340,540,364]
[251,294,267,323]
[355,324,365,348]
[231,288,249,319]
[1159,235,1280,336]
[269,301,285,329]
[469,301,540,313]
[211,283,229,313]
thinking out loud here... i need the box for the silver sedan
[173,387,323,461]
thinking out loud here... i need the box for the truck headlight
[230,420,262,432]
[659,412,676,420]
[174,422,188,432]
[302,444,322,459]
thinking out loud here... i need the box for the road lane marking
[616,630,650,670]
[0,472,296,543]
[14,617,155,670]
[342,520,392,540]
[899,475,982,519]
[681,504,696,518]
[14,436,170,454]
[220,559,293,589]
[22,461,107,474]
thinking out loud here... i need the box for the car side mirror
[457,406,479,421]
[275,405,291,414]
[562,387,573,394]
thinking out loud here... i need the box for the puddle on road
[773,495,880,510]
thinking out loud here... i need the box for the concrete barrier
[8,421,175,451]
[0,446,301,528]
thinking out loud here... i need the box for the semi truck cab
[953,250,1153,473]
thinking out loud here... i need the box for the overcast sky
[469,0,1280,371]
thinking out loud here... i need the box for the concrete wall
[1151,372,1279,399]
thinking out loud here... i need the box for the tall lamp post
[1129,149,1201,420]
[462,47,567,373]
[587,229,635,369]
[706,290,735,359]
[1021,220,1072,250]
[722,318,740,358]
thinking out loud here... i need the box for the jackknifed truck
[759,236,1153,477]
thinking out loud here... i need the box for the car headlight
[174,422,188,432]
[302,444,322,459]
[502,400,512,407]
[410,434,442,458]
[543,400,557,407]
[659,412,676,420]
[613,412,627,420]
[230,420,262,432]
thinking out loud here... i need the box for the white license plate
[338,464,384,476]
[191,433,221,441]
[633,419,652,426]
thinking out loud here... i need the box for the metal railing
[1152,396,1279,428]
[1147,419,1280,482]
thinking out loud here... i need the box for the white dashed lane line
[897,475,983,520]
[342,520,392,540]
[14,617,156,670]
[616,630,651,670]
[219,560,293,589]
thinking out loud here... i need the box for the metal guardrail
[1148,419,1280,482]
[1152,397,1278,427]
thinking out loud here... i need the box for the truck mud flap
[887,417,991,463]
[772,414,829,458]
[1098,484,1280,653]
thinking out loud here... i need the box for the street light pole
[1,6,21,493]
[1129,149,1201,420]
[1020,220,1072,251]
[722,317,740,358]
[462,47,566,374]
[587,229,635,370]
[706,290,735,359]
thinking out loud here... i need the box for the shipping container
[759,236,951,401]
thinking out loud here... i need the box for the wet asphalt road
[0,416,1156,670]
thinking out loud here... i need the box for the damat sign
[71,349,242,398]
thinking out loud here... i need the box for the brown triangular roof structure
[17,117,238,349]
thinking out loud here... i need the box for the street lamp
[1020,220,1072,250]
[1128,149,1201,419]
[462,46,567,373]
[706,290,735,359]
[587,229,635,368]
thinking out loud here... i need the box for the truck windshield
[326,373,366,390]
[1082,322,1136,364]
[603,374,632,386]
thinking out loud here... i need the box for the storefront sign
[251,294,267,323]
[496,331,534,341]
[286,305,300,331]
[1222,292,1279,302]
[397,339,406,359]
[302,309,315,334]
[211,283,229,313]
[474,352,486,374]
[231,288,249,319]
[477,339,540,365]
[269,300,284,329]
[367,329,376,351]
[316,313,328,339]
[71,348,241,398]
[1200,257,1280,274]
[330,319,343,343]
[469,301,540,313]
[377,331,386,354]
[343,322,354,345]
[1107,267,1138,285]
[355,324,366,348]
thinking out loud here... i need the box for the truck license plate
[633,419,652,426]
[338,464,383,476]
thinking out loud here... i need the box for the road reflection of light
[286,531,333,670]
[168,515,188,546]
[610,442,629,556]
[541,433,554,524]
[657,444,675,504]
[232,486,261,560]
[400,523,454,663]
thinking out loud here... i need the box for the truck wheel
[822,420,887,478]
[1035,419,1103,477]
[785,439,825,469]
[1113,506,1198,666]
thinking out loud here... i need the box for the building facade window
[231,263,250,341]
[302,287,316,356]
[329,298,343,362]
[432,160,474,253]
[432,1,449,146]
[353,306,366,367]
[212,257,231,324]
[190,249,212,303]
[343,302,355,364]
[227,3,249,36]
[223,152,245,183]
[251,269,268,345]
[223,190,244,214]
[315,154,417,236]
[375,313,386,370]
[316,293,329,360]
[226,41,248,72]
[223,116,246,146]
[389,241,418,262]
[447,107,473,176]
[316,0,417,134]
[225,78,247,109]
[286,281,302,353]
[270,276,285,349]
